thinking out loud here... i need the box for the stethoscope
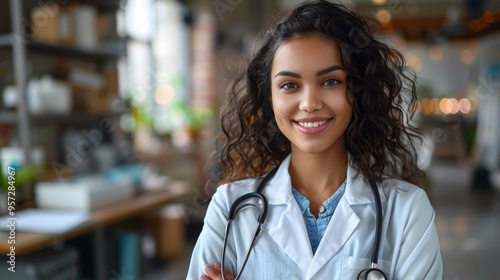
[221,166,388,280]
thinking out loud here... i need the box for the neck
[289,149,348,195]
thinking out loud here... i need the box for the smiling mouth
[296,119,330,128]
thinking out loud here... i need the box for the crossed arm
[200,263,235,280]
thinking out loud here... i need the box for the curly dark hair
[210,0,425,189]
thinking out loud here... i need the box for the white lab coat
[187,155,443,279]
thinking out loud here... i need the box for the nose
[299,87,323,112]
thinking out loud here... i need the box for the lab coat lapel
[307,160,369,278]
[263,155,314,272]
[308,198,360,277]
[268,201,314,273]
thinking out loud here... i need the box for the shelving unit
[1,0,128,203]
[8,0,31,166]
[1,1,194,278]
[0,111,122,125]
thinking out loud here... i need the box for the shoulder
[380,178,431,207]
[379,178,435,225]
[379,178,425,199]
[201,177,262,227]
[210,177,262,207]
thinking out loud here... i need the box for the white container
[3,85,18,109]
[73,5,98,49]
[35,177,134,211]
[27,76,72,114]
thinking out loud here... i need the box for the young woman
[187,1,442,279]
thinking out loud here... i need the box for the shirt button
[318,205,326,214]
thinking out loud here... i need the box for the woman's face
[270,35,352,155]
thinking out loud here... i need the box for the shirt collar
[292,181,346,216]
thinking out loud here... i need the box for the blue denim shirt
[292,181,346,254]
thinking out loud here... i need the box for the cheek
[271,97,293,121]
[332,94,352,115]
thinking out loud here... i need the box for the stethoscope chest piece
[358,268,387,280]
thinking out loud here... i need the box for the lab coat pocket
[341,256,392,279]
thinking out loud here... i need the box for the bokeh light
[406,53,422,72]
[154,85,175,105]
[460,49,474,65]
[429,46,443,61]
[376,9,392,25]
[458,98,472,114]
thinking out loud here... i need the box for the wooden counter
[0,181,190,255]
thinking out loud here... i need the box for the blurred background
[0,0,499,279]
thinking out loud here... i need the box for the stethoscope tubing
[221,168,276,280]
[369,180,383,267]
[220,166,386,279]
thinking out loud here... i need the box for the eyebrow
[274,65,345,78]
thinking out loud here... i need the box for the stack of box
[70,64,118,114]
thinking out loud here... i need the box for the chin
[293,144,331,155]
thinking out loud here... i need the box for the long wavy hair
[209,0,425,190]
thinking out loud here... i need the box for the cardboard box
[31,4,75,45]
[70,65,116,114]
[146,204,186,260]
[31,4,60,43]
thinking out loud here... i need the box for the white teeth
[298,120,327,128]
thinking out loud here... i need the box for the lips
[293,118,332,135]
[297,120,328,128]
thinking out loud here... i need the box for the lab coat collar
[262,154,388,206]
[343,158,389,205]
[261,155,294,205]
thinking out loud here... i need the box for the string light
[419,98,474,116]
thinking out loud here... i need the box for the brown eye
[322,78,341,86]
[280,82,298,90]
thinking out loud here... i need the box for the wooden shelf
[0,111,121,125]
[78,0,123,12]
[27,41,125,62]
[31,112,121,125]
[0,35,125,62]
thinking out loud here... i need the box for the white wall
[476,31,500,169]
